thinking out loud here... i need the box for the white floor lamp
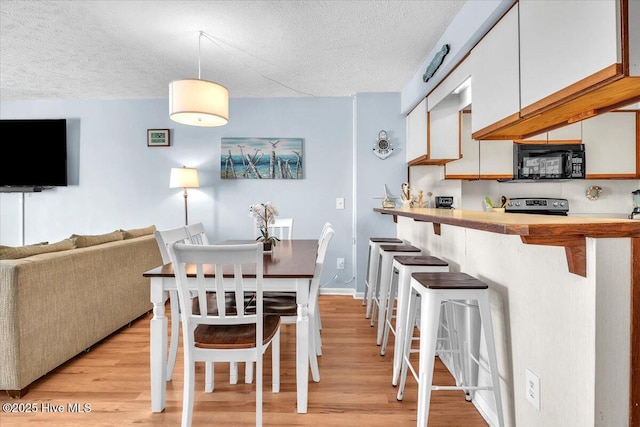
[170,166,199,225]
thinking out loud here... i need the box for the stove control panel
[506,198,569,214]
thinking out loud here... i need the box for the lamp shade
[169,79,229,127]
[170,167,200,189]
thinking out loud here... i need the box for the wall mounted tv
[0,119,68,190]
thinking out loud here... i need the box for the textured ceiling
[0,0,465,101]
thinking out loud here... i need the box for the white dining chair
[153,226,191,380]
[253,217,293,240]
[185,222,208,245]
[169,242,280,427]
[185,222,250,384]
[155,223,248,386]
[256,222,335,382]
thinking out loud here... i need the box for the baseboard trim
[319,288,363,299]
[473,391,499,427]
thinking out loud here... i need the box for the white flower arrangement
[249,201,280,247]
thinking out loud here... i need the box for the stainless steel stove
[505,197,569,216]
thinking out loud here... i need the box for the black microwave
[514,144,585,180]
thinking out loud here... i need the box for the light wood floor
[0,296,488,426]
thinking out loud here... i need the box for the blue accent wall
[0,94,404,292]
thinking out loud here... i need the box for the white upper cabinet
[470,0,638,140]
[446,112,513,180]
[480,140,513,179]
[407,56,471,165]
[519,0,620,112]
[406,98,428,163]
[445,112,478,178]
[428,96,461,161]
[582,111,637,178]
[471,4,520,136]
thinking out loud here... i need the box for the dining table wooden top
[143,239,318,279]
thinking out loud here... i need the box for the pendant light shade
[169,78,229,127]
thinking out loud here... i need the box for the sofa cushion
[121,225,156,239]
[0,239,74,260]
[71,230,124,248]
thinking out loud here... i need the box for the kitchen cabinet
[445,112,479,179]
[470,4,520,138]
[427,96,460,162]
[519,0,619,114]
[406,98,428,163]
[446,112,513,180]
[408,55,471,166]
[479,140,513,179]
[582,111,638,179]
[471,0,640,141]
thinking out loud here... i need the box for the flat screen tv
[0,119,68,188]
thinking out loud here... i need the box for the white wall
[0,95,406,291]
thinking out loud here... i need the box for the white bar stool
[371,244,421,345]
[364,237,405,319]
[379,255,449,387]
[397,272,504,427]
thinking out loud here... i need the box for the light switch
[336,198,345,210]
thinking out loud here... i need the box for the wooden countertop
[374,207,640,277]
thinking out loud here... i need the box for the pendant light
[169,31,229,127]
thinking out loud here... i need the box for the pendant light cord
[197,30,316,97]
[198,31,203,80]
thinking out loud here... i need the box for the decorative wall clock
[373,130,394,160]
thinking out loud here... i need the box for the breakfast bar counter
[374,207,639,427]
[374,207,640,277]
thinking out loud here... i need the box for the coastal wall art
[220,137,304,179]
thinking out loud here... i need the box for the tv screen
[0,119,68,188]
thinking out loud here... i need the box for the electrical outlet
[526,368,540,411]
[336,198,345,210]
[337,258,345,270]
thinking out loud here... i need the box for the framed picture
[147,129,170,147]
[221,137,304,179]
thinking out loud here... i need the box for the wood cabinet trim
[520,64,623,118]
[471,111,521,140]
[513,139,582,145]
[585,174,638,180]
[631,237,640,427]
[472,77,640,140]
[636,111,640,177]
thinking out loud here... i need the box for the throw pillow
[0,239,74,260]
[121,225,156,239]
[71,230,124,248]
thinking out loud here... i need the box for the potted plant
[249,202,280,251]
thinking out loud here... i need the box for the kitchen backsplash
[409,165,640,216]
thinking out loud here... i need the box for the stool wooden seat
[379,256,450,387]
[372,244,421,345]
[397,272,504,427]
[364,238,404,318]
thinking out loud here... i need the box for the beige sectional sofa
[0,226,162,397]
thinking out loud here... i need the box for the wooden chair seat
[194,315,281,349]
[263,295,297,316]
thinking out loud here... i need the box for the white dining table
[143,239,318,414]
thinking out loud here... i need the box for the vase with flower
[249,201,280,252]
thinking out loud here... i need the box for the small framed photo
[147,129,170,147]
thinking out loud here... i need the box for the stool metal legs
[397,285,504,427]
